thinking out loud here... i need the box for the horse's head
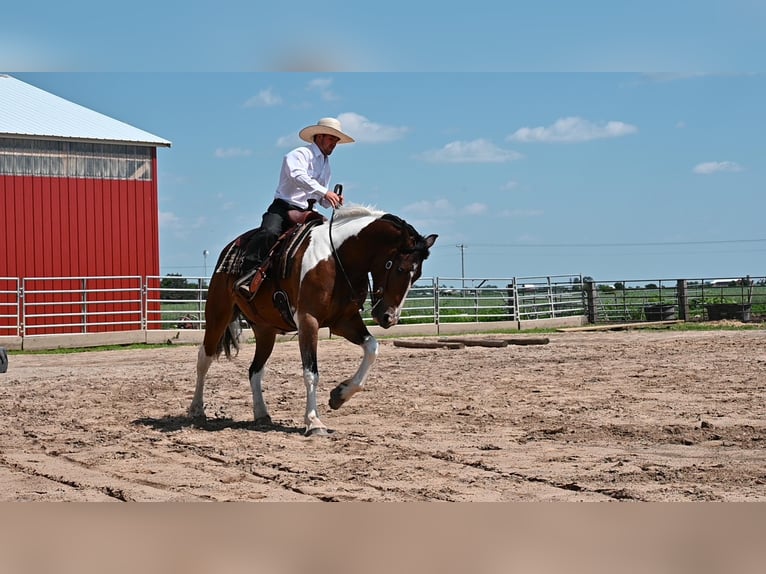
[368,214,438,328]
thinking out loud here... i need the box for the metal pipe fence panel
[22,276,143,336]
[587,276,766,322]
[145,275,207,330]
[4,273,764,342]
[0,277,20,337]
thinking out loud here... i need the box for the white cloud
[338,112,409,143]
[244,88,282,107]
[403,199,489,219]
[641,73,710,83]
[159,211,181,229]
[276,112,408,146]
[403,199,454,215]
[498,209,544,218]
[507,116,638,143]
[214,147,252,158]
[501,180,519,191]
[463,203,487,215]
[190,216,208,229]
[308,77,332,90]
[417,139,523,163]
[276,134,301,148]
[307,77,337,101]
[693,161,743,174]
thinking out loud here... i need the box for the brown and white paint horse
[190,205,437,436]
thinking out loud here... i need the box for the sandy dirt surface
[1,328,764,501]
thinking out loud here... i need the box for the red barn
[0,74,171,338]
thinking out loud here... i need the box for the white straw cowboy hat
[299,117,355,144]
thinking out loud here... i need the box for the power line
[470,238,766,248]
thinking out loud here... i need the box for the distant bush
[160,273,204,301]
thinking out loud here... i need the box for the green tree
[160,273,198,300]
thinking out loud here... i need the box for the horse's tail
[220,305,243,360]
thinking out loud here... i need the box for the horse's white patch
[249,366,269,421]
[300,205,385,282]
[341,335,379,401]
[389,271,414,323]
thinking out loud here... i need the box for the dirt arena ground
[1,328,764,502]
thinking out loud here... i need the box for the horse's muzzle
[374,308,399,329]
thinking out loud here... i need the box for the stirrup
[235,267,265,300]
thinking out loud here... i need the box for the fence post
[81,277,87,334]
[505,277,520,324]
[585,279,597,324]
[677,279,688,321]
[547,276,555,318]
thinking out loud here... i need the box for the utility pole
[202,250,209,278]
[456,243,466,290]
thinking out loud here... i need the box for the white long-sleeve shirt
[273,142,332,210]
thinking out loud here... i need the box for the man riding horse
[235,117,355,299]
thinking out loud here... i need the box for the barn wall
[1,155,161,333]
[1,174,159,279]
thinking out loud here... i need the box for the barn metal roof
[0,74,171,147]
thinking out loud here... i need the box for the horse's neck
[301,215,379,276]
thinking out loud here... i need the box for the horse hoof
[329,387,345,410]
[254,415,273,428]
[305,427,330,437]
[188,410,206,424]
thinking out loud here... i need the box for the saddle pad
[215,241,246,276]
[215,227,260,275]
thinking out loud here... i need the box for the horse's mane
[331,203,386,221]
[328,203,430,256]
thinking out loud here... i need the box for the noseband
[369,259,394,313]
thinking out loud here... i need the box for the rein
[327,199,420,314]
[328,185,370,310]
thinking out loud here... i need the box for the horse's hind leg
[249,326,277,427]
[189,276,234,419]
[189,343,215,419]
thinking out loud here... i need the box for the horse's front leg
[298,314,329,436]
[329,335,378,410]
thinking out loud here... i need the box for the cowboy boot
[235,266,267,300]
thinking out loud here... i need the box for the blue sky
[2,1,765,72]
[8,72,766,284]
[4,1,765,284]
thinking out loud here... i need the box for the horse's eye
[398,267,405,273]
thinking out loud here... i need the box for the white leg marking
[190,344,214,417]
[303,368,326,431]
[249,366,270,422]
[340,335,379,403]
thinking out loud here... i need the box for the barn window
[0,138,153,180]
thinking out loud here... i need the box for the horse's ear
[424,234,438,249]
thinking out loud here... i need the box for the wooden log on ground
[557,320,684,332]
[503,337,550,346]
[393,340,465,350]
[437,337,508,348]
